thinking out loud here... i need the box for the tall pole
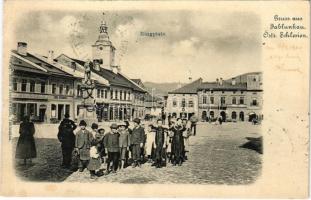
[151,88,155,108]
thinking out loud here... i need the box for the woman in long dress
[15,115,37,165]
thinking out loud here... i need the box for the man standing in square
[154,119,166,168]
[130,118,145,167]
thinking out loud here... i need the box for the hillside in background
[143,82,185,97]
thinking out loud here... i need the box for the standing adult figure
[15,115,37,165]
[130,118,145,167]
[190,114,198,136]
[154,119,166,168]
[58,113,77,169]
[171,118,186,166]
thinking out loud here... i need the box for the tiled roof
[198,81,247,90]
[71,58,145,93]
[169,78,202,94]
[36,55,85,79]
[12,50,73,77]
[10,55,48,75]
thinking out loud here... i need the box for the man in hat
[104,123,120,174]
[190,114,198,136]
[75,120,94,172]
[58,113,77,169]
[153,119,167,168]
[130,118,145,167]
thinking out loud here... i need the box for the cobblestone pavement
[65,122,262,185]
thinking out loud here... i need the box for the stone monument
[78,60,97,126]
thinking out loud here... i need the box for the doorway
[39,105,47,122]
[58,104,64,120]
[220,111,226,121]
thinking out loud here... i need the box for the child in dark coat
[104,123,120,174]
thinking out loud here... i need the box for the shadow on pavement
[13,138,75,182]
[240,136,263,154]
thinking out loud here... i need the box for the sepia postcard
[0,0,309,198]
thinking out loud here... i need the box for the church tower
[92,19,116,70]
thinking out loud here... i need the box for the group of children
[73,117,193,179]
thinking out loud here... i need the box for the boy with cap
[75,120,94,172]
[118,122,130,169]
[130,118,145,168]
[91,123,99,138]
[104,123,120,174]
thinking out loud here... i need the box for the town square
[10,11,263,184]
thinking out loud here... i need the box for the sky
[13,10,262,83]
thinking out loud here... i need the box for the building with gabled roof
[165,73,263,122]
[165,78,202,119]
[10,43,77,123]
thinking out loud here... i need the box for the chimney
[17,42,27,56]
[219,78,223,85]
[232,78,236,85]
[111,65,118,74]
[216,78,219,84]
[189,77,192,83]
[47,50,54,63]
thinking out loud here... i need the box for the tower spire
[92,12,116,70]
[96,13,110,44]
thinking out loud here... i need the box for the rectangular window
[77,85,81,97]
[97,89,100,98]
[104,90,107,99]
[181,98,186,107]
[52,84,57,94]
[221,97,225,104]
[21,79,27,92]
[203,96,207,104]
[188,100,194,108]
[120,91,123,100]
[173,99,177,107]
[232,97,236,104]
[115,90,118,100]
[239,97,244,104]
[51,104,56,118]
[59,84,63,95]
[13,78,18,91]
[65,85,70,95]
[124,91,127,100]
[30,81,35,92]
[110,90,113,99]
[40,82,45,94]
[210,97,214,104]
[252,98,258,106]
[128,92,131,100]
[101,90,104,98]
